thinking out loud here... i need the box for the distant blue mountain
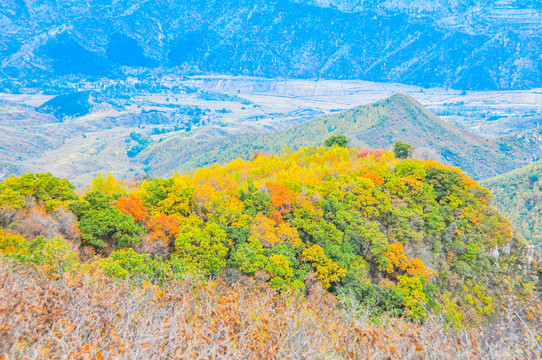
[1,0,541,90]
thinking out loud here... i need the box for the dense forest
[0,144,540,358]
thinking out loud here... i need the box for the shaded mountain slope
[1,0,541,90]
[483,160,542,247]
[141,94,536,180]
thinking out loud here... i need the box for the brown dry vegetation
[0,258,539,360]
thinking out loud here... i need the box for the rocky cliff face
[1,0,541,90]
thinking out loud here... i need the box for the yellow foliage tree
[89,173,126,196]
[250,213,302,249]
[302,244,346,288]
[385,242,436,284]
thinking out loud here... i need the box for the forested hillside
[0,145,539,357]
[1,146,537,321]
[483,160,542,247]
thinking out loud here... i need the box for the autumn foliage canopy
[0,146,536,327]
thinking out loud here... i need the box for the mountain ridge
[140,93,538,180]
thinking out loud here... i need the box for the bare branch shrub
[0,258,539,359]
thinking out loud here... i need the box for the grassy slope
[142,94,531,180]
[483,160,542,247]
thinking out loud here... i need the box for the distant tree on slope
[324,135,349,148]
[394,141,415,159]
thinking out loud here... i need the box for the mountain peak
[386,92,418,104]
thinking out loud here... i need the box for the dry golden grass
[0,258,539,360]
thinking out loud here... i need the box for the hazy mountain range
[2,0,541,90]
